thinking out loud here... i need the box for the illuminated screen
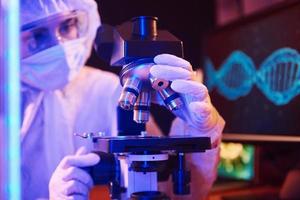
[218,142,255,181]
[204,3,300,136]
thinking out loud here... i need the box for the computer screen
[218,142,255,181]
[203,2,300,142]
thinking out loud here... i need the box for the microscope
[78,16,211,200]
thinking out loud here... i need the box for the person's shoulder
[64,66,120,96]
[79,66,119,84]
[73,66,120,89]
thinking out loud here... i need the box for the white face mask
[21,38,87,91]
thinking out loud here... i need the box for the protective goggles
[21,10,88,59]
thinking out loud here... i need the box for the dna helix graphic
[204,47,300,105]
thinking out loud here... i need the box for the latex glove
[150,54,224,146]
[49,146,100,200]
[152,54,225,199]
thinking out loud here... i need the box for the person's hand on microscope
[150,54,224,146]
[49,146,100,200]
[151,54,225,199]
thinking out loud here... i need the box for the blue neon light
[205,48,300,105]
[7,0,21,199]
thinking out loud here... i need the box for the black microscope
[78,16,211,200]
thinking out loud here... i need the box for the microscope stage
[92,135,211,153]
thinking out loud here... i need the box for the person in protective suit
[20,0,225,199]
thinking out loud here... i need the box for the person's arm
[156,113,224,200]
[146,111,224,199]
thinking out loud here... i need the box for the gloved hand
[152,54,225,200]
[150,54,224,147]
[49,146,100,200]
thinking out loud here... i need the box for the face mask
[21,38,87,91]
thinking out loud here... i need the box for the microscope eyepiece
[131,16,158,38]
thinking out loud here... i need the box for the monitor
[203,1,300,142]
[218,142,255,181]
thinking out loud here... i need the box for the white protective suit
[21,67,120,199]
[20,0,225,199]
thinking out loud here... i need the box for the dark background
[86,0,215,134]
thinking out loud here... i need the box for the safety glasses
[21,10,88,59]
